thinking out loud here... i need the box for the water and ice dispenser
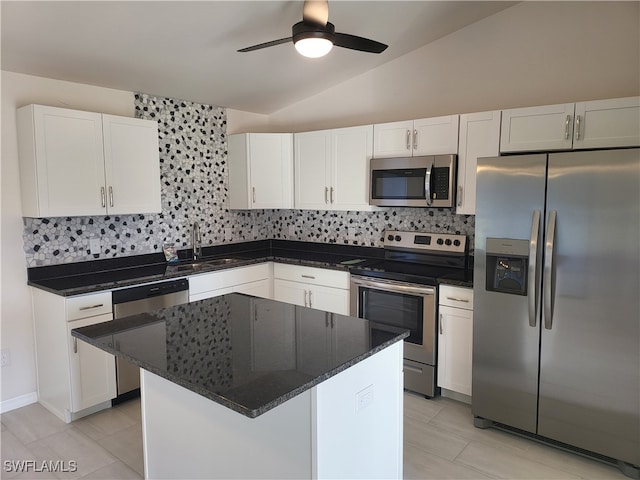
[485,238,529,296]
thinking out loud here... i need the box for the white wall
[268,2,640,131]
[0,71,134,409]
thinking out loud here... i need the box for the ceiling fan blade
[237,37,292,53]
[334,32,388,54]
[302,0,329,26]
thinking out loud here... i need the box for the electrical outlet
[89,237,100,254]
[225,228,234,238]
[1,349,10,368]
[356,384,374,412]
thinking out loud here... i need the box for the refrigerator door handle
[528,210,541,327]
[544,210,557,330]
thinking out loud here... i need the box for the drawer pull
[79,304,104,311]
[301,275,315,279]
[446,297,469,303]
[404,365,422,374]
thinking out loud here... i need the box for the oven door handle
[352,277,436,296]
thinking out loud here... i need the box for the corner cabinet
[373,115,459,158]
[31,289,116,423]
[17,104,161,217]
[228,133,293,209]
[437,285,473,399]
[294,125,374,211]
[456,111,501,215]
[500,96,640,152]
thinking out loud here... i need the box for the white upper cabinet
[373,115,459,158]
[295,125,374,211]
[500,97,640,152]
[17,104,161,218]
[228,133,293,209]
[456,111,501,215]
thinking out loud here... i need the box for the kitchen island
[72,293,408,479]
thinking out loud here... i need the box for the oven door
[350,275,436,366]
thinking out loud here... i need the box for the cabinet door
[249,133,293,209]
[308,284,350,315]
[68,314,116,412]
[456,111,501,215]
[273,279,308,307]
[413,115,459,156]
[103,115,161,214]
[294,130,331,209]
[20,105,106,217]
[574,97,640,149]
[331,125,374,211]
[373,120,414,158]
[500,103,575,152]
[437,305,473,396]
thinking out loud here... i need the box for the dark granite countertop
[71,293,409,418]
[28,239,472,295]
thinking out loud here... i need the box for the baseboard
[440,388,472,405]
[0,391,38,413]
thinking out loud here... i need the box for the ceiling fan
[237,0,388,58]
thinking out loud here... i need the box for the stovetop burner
[350,230,471,286]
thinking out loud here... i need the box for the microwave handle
[424,163,432,206]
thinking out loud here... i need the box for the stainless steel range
[350,230,469,397]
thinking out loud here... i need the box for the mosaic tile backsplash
[22,94,474,267]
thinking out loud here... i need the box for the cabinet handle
[79,304,104,311]
[413,129,418,150]
[254,306,258,322]
[301,274,315,279]
[439,313,443,334]
[564,115,571,140]
[325,187,329,204]
[252,187,256,203]
[575,115,582,140]
[308,290,313,308]
[330,187,334,203]
[100,187,106,208]
[109,186,114,207]
[457,186,463,207]
[406,130,411,150]
[446,297,469,303]
[73,337,78,354]
[303,290,308,307]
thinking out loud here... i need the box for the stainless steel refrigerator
[473,148,639,474]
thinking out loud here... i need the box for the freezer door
[473,154,547,433]
[539,148,640,465]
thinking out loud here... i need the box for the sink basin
[170,258,242,272]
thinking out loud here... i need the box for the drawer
[66,291,113,321]
[439,285,473,310]
[273,263,349,289]
[189,263,271,295]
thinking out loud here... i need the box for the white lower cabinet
[437,285,473,398]
[188,263,273,302]
[31,289,116,423]
[272,263,350,315]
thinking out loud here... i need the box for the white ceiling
[1,1,515,115]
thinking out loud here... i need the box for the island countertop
[71,293,408,418]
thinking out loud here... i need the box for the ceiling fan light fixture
[294,37,333,58]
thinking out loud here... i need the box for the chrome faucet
[191,222,202,260]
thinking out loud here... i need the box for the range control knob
[394,235,402,242]
[453,239,461,247]
[387,235,394,241]
[436,238,444,245]
[445,239,452,246]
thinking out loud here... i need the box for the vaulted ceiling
[1,1,515,114]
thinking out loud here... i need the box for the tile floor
[1,393,630,479]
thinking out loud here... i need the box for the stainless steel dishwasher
[112,278,189,401]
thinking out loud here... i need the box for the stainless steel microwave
[369,155,456,207]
